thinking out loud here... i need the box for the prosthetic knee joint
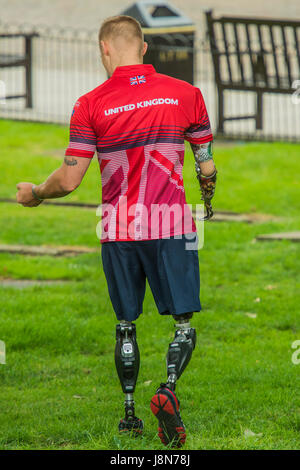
[166,313,196,390]
[115,321,141,428]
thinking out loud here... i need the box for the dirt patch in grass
[0,244,99,256]
[0,198,98,209]
[255,232,300,242]
[0,279,70,288]
[196,210,279,224]
[0,199,279,223]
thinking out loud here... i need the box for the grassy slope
[0,119,299,450]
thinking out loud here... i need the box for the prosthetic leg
[166,312,197,390]
[115,321,143,435]
[150,312,196,447]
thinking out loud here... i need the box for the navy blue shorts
[101,234,201,322]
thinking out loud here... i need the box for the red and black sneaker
[150,384,186,448]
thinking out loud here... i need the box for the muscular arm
[16,156,92,207]
[35,156,91,199]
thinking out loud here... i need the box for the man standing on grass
[16,15,217,447]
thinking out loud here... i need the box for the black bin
[122,0,195,84]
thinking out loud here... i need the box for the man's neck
[111,59,143,74]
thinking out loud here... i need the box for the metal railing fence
[0,19,299,142]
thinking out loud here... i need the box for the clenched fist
[16,183,43,207]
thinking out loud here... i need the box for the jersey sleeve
[184,87,213,144]
[65,96,97,158]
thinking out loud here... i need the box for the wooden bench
[205,10,300,133]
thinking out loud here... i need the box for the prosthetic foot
[115,321,143,436]
[118,395,144,436]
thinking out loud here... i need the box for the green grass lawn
[0,119,299,450]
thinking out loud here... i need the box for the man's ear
[100,40,109,56]
[142,41,148,57]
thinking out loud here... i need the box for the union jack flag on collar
[130,75,146,85]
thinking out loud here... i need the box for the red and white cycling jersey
[65,64,213,242]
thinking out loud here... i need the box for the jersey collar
[112,64,156,78]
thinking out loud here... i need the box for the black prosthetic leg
[115,321,143,435]
[166,312,197,390]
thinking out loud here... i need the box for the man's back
[66,64,213,242]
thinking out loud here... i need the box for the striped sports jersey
[65,64,213,242]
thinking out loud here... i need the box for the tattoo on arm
[64,156,78,166]
[191,142,214,179]
[191,142,213,164]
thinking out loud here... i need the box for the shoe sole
[150,389,186,447]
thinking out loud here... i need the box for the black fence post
[25,35,33,108]
[217,86,224,133]
[256,91,263,130]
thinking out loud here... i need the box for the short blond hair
[99,15,144,53]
